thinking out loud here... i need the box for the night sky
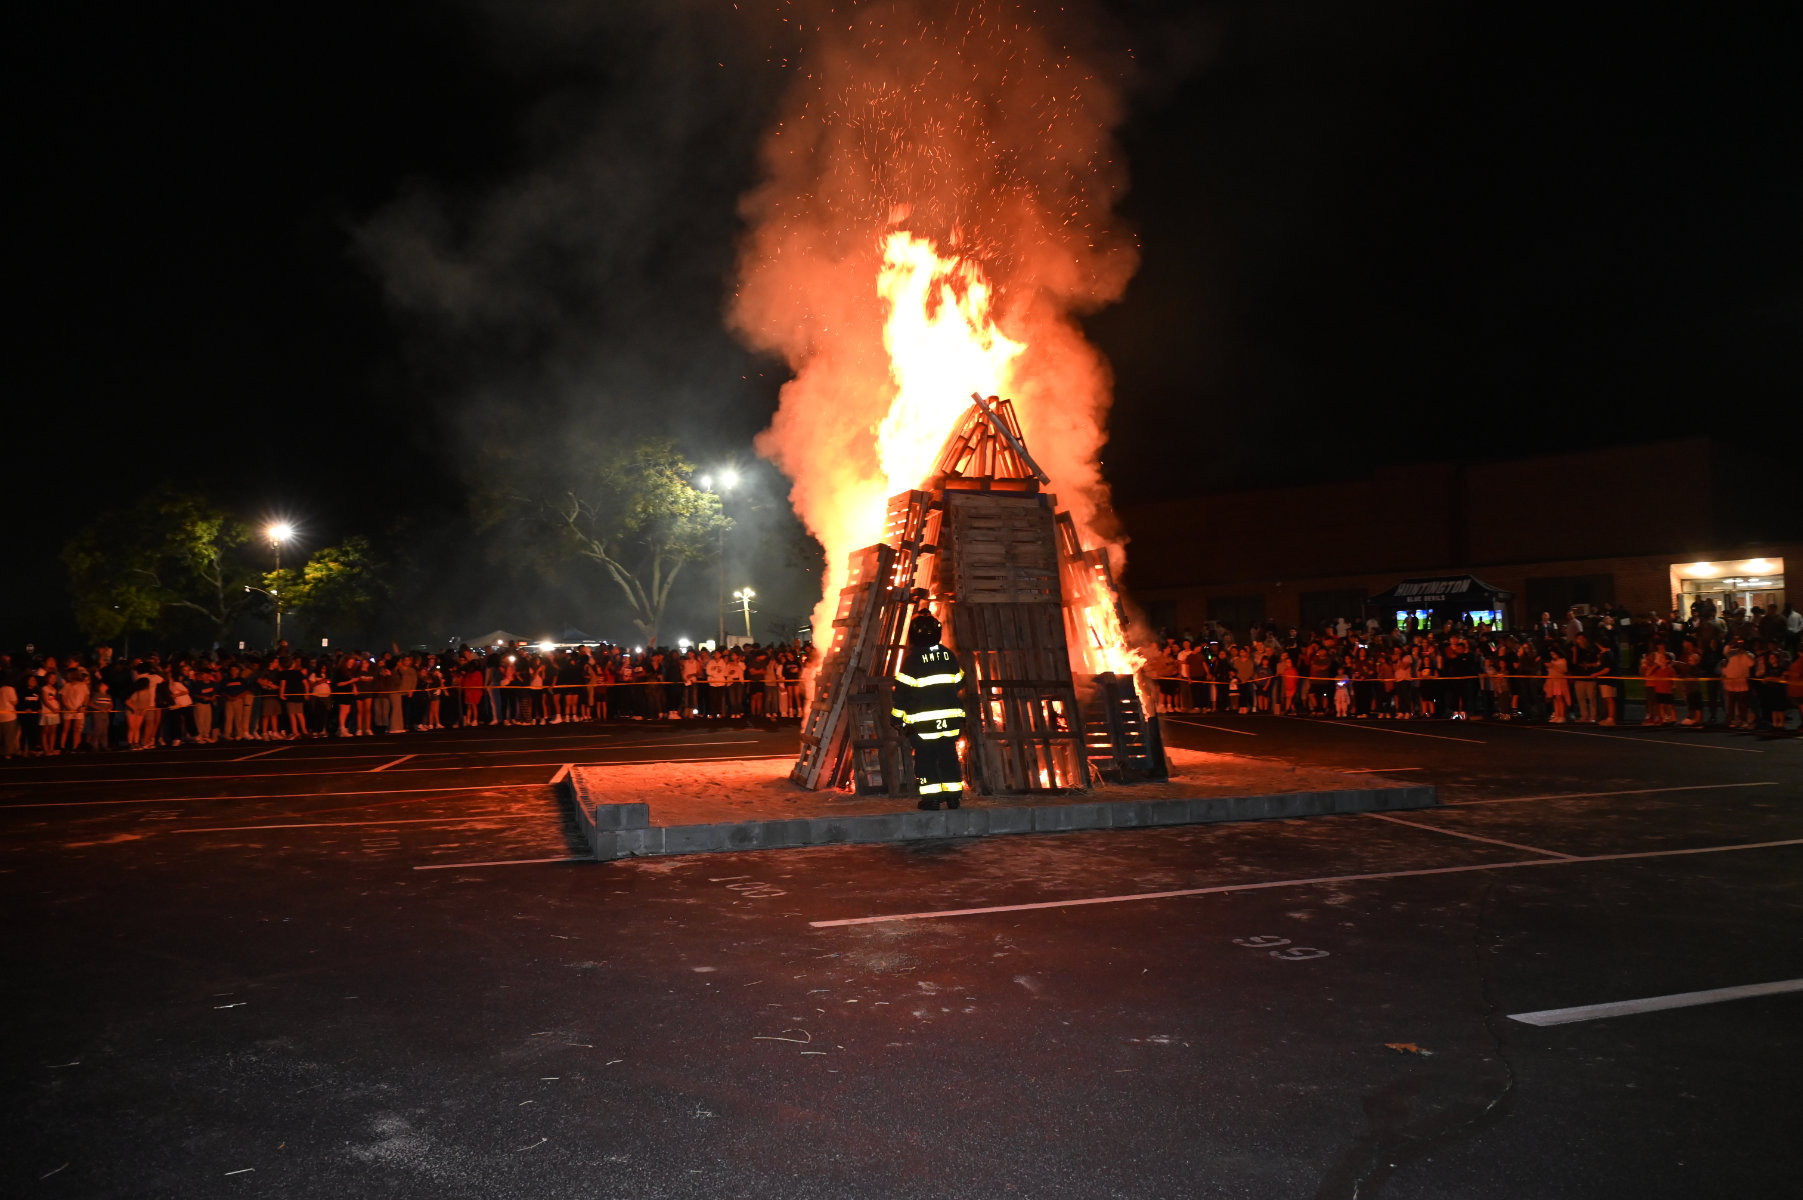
[12,2,1800,645]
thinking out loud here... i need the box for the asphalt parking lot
[2,717,1798,1198]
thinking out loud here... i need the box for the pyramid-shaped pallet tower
[791,395,1166,796]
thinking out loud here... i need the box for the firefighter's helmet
[907,611,942,647]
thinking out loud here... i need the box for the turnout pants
[908,730,964,799]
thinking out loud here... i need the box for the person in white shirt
[705,651,730,718]
[58,666,90,752]
[37,677,63,756]
[125,666,160,750]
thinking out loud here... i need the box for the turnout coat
[890,643,966,743]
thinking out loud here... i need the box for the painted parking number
[1233,935,1329,961]
[709,875,787,899]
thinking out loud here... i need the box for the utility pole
[733,588,757,642]
[266,523,293,648]
[700,470,738,646]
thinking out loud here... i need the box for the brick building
[1119,438,1797,635]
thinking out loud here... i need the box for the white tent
[465,629,526,647]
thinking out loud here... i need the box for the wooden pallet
[792,394,1161,796]
[938,490,1089,794]
[932,395,1044,490]
[846,684,916,796]
[791,543,897,790]
[1053,511,1170,780]
[1082,671,1169,782]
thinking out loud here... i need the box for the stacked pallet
[789,543,897,791]
[937,490,1089,792]
[792,394,1164,796]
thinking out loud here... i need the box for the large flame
[875,231,1023,495]
[731,0,1142,674]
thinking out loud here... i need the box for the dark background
[10,2,1800,648]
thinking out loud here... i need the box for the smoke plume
[730,0,1140,638]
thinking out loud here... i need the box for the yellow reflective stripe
[895,670,964,688]
[942,781,963,791]
[901,706,965,725]
[918,782,945,794]
[908,671,964,687]
[890,708,908,720]
[914,728,960,740]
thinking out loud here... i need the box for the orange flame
[875,232,1023,494]
[731,2,1144,687]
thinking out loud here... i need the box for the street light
[732,587,757,642]
[265,522,294,647]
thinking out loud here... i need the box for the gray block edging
[566,781,1436,861]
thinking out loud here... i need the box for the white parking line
[414,855,591,870]
[0,783,547,810]
[175,814,527,832]
[809,836,1803,928]
[1508,978,1803,1027]
[369,754,416,773]
[1163,717,1257,737]
[1276,715,1485,744]
[0,742,770,788]
[1505,724,1762,753]
[1364,811,1576,859]
[1447,781,1782,807]
[0,734,781,775]
[0,755,791,811]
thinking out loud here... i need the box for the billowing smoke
[730,0,1140,639]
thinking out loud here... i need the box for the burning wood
[792,396,1164,795]
[722,4,1146,794]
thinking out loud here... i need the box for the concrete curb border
[567,770,1436,862]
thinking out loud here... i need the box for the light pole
[244,583,281,647]
[266,522,293,646]
[699,469,738,646]
[733,587,757,642]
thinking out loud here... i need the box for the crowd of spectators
[1143,600,1803,734]
[0,641,817,757]
[5,598,1799,758]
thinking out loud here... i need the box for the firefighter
[891,610,967,809]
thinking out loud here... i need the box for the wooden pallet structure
[789,543,894,790]
[792,394,1166,794]
[1055,513,1169,782]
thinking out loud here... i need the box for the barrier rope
[1142,672,1770,685]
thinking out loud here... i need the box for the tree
[62,488,256,646]
[62,530,162,645]
[513,439,727,646]
[278,537,389,640]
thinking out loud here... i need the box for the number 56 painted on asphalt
[1233,935,1329,961]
